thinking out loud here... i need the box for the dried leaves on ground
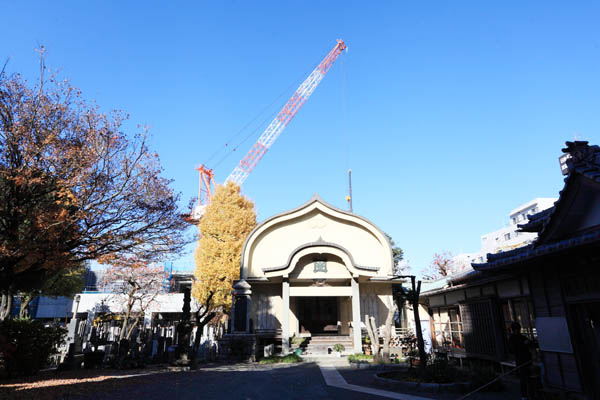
[0,368,167,400]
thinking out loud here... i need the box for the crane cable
[342,48,349,172]
[204,58,322,171]
[341,49,352,211]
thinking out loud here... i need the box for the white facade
[454,198,556,267]
[234,194,398,353]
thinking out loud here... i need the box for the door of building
[297,297,338,334]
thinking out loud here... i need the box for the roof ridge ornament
[315,236,326,244]
[562,141,600,171]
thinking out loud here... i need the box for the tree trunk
[365,314,381,360]
[19,294,34,319]
[0,292,13,321]
[382,299,397,363]
[120,300,134,341]
[411,277,427,367]
[190,311,215,365]
[125,317,139,340]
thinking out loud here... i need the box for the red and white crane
[193,39,347,218]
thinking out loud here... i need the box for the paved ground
[68,363,392,400]
[75,362,520,400]
[1,361,522,400]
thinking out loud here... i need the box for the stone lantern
[231,280,252,333]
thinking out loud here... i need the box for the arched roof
[240,194,394,280]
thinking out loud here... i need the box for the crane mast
[193,40,346,219]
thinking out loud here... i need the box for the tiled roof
[518,142,600,236]
[473,141,600,272]
[562,141,600,182]
[449,269,483,284]
[473,229,600,271]
[517,206,554,233]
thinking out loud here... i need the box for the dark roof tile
[472,141,600,272]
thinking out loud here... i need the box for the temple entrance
[297,297,338,334]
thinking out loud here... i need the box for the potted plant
[290,335,305,356]
[333,343,345,357]
[362,336,372,355]
[407,348,420,367]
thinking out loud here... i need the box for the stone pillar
[351,277,361,352]
[232,280,252,333]
[282,279,290,354]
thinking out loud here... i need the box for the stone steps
[304,336,353,355]
[302,354,351,365]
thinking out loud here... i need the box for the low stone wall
[218,334,257,362]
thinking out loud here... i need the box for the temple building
[229,194,400,354]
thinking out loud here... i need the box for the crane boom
[192,40,346,220]
[225,39,347,186]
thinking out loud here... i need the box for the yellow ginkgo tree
[192,182,256,350]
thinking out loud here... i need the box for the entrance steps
[303,335,353,356]
[302,354,350,366]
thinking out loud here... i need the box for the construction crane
[192,39,347,219]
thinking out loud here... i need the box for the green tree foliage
[19,264,86,318]
[384,233,405,274]
[192,182,256,313]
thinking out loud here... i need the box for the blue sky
[2,2,599,272]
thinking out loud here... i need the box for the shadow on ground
[0,368,167,400]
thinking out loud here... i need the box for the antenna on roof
[346,169,353,212]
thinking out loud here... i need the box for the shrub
[83,350,105,369]
[290,335,306,346]
[0,319,66,377]
[468,365,504,392]
[258,354,302,364]
[333,343,345,353]
[393,355,405,364]
[406,348,419,358]
[420,358,465,383]
[348,353,373,363]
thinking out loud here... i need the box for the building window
[431,307,464,351]
[501,297,538,360]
